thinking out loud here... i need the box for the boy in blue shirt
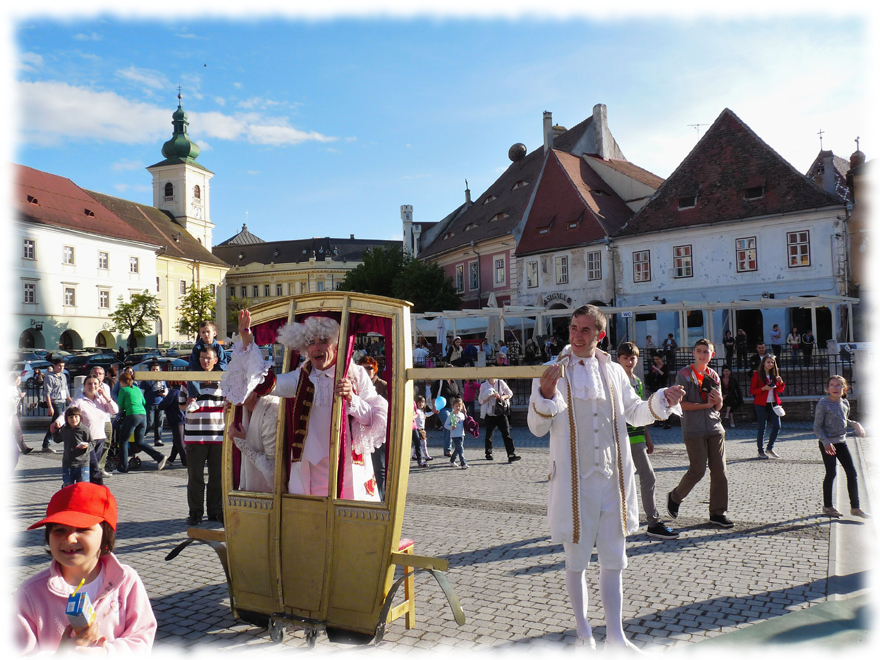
[188,321,228,371]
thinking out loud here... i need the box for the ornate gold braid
[565,379,580,545]
[647,392,663,421]
[531,404,554,419]
[607,377,628,535]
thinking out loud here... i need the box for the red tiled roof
[14,164,159,246]
[582,155,664,190]
[616,109,844,237]
[418,116,594,260]
[516,150,633,256]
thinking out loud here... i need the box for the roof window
[444,231,455,239]
[27,195,39,205]
[482,195,497,205]
[490,213,509,222]
[84,208,95,217]
[464,223,477,231]
[512,180,529,190]
[744,185,765,200]
[678,196,697,210]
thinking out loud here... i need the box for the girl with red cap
[16,483,157,654]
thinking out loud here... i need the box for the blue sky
[9,5,872,246]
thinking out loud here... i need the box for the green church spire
[161,92,201,162]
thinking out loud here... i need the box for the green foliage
[108,290,160,349]
[176,285,217,338]
[227,295,251,329]
[339,245,461,313]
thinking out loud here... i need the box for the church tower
[147,93,215,247]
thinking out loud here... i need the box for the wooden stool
[387,538,416,629]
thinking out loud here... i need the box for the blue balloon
[434,396,447,410]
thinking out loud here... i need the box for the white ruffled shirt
[568,356,606,402]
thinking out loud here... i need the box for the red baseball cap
[27,483,118,531]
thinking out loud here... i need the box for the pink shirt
[58,394,119,440]
[16,553,157,654]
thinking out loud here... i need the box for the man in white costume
[228,309,387,501]
[528,305,685,650]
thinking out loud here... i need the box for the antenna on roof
[818,129,825,150]
[687,124,709,140]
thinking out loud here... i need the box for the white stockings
[566,567,626,644]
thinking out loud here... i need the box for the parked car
[123,349,163,367]
[64,353,122,379]
[82,347,116,355]
[158,348,180,358]
[132,358,188,372]
[13,360,70,390]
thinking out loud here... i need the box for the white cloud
[175,32,199,39]
[233,82,243,89]
[214,97,226,106]
[17,81,339,148]
[238,97,263,109]
[247,170,260,175]
[116,66,168,92]
[17,52,43,72]
[326,147,340,153]
[113,183,151,193]
[345,136,357,142]
[111,159,144,171]
[74,32,102,41]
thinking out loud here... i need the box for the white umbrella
[436,316,447,356]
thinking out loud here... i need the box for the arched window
[194,185,201,199]
[164,182,174,199]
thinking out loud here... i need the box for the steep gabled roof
[213,236,401,267]
[616,108,844,237]
[86,190,228,267]
[516,150,633,257]
[15,164,159,246]
[216,224,266,246]
[418,116,596,260]
[582,155,664,190]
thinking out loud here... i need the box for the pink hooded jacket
[16,553,157,655]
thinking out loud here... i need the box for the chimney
[543,111,553,154]
[593,104,609,159]
[465,180,472,205]
[350,234,355,240]
[823,155,835,194]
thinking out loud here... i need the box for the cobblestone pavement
[12,420,876,654]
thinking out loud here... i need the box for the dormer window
[464,223,477,231]
[567,220,580,230]
[84,208,95,217]
[490,213,509,222]
[444,231,454,239]
[482,195,497,205]
[27,195,39,205]
[512,180,529,190]
[164,182,174,201]
[678,196,697,210]
[744,185,765,200]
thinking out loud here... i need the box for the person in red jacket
[750,355,786,459]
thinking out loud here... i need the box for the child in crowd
[617,343,679,539]
[413,395,434,467]
[189,321,228,371]
[814,375,870,519]
[16,483,157,653]
[444,397,468,469]
[51,407,93,487]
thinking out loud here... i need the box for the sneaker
[508,455,522,463]
[766,449,780,459]
[851,508,872,519]
[485,454,494,460]
[101,470,113,478]
[41,446,57,453]
[461,464,469,470]
[730,419,736,428]
[666,492,680,519]
[154,441,165,447]
[22,446,34,455]
[646,523,680,539]
[450,457,457,466]
[425,456,434,461]
[709,514,734,528]
[822,506,842,518]
[157,456,168,471]
[418,462,426,468]
[758,451,768,459]
[186,515,202,526]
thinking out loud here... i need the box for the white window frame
[587,251,602,281]
[129,256,139,274]
[252,285,259,298]
[555,255,569,285]
[241,286,248,298]
[23,282,36,304]
[63,245,75,265]
[63,287,76,307]
[455,264,464,292]
[526,261,538,288]
[264,284,271,297]
[468,261,479,290]
[316,281,325,292]
[494,256,506,286]
[736,237,758,272]
[98,251,109,269]
[633,250,651,283]
[180,280,187,295]
[787,231,811,267]
[99,290,110,309]
[23,239,35,260]
[673,245,693,278]
[276,284,283,296]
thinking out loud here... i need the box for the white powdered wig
[276,317,341,352]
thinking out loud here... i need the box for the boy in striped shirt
[181,346,225,526]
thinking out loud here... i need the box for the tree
[392,258,462,313]
[108,290,160,351]
[227,295,251,331]
[177,285,217,338]
[339,245,462,313]
[338,245,406,298]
